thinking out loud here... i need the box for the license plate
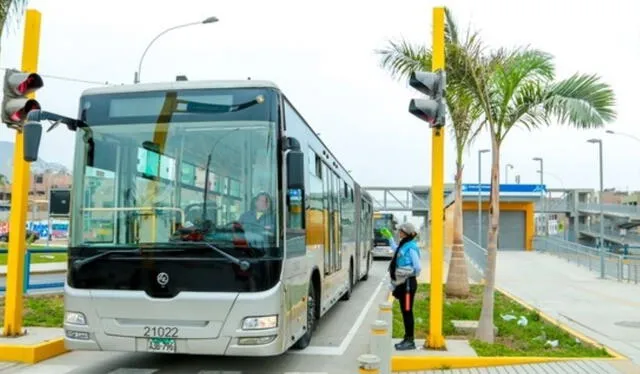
[147,337,176,353]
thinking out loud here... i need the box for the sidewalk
[494,251,640,366]
[0,262,66,276]
[388,247,640,373]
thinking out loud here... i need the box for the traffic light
[408,69,446,127]
[2,68,43,129]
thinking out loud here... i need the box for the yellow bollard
[369,320,390,374]
[378,301,392,329]
[358,353,380,374]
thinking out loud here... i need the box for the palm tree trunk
[476,132,500,343]
[445,160,469,297]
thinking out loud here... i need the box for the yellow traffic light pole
[3,9,42,337]
[427,6,445,349]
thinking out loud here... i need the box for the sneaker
[394,339,416,350]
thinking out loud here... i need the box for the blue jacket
[389,237,421,277]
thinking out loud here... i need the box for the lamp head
[202,16,219,24]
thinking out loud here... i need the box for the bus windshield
[70,87,280,257]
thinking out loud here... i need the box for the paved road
[0,260,391,374]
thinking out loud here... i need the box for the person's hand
[380,227,393,239]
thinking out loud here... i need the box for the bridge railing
[533,236,639,284]
[535,197,571,212]
[0,248,66,292]
[577,224,640,244]
[577,202,640,217]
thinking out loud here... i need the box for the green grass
[392,284,611,357]
[0,294,64,328]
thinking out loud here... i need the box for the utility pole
[406,6,447,349]
[3,9,43,337]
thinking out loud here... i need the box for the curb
[386,283,625,371]
[0,338,67,364]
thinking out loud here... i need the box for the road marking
[288,278,386,356]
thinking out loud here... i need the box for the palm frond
[374,39,430,81]
[542,73,617,128]
[0,0,28,36]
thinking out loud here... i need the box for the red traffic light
[14,74,43,95]
[8,99,40,122]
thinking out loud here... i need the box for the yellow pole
[3,9,42,337]
[427,6,445,349]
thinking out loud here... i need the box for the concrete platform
[0,327,67,364]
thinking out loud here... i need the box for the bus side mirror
[287,150,304,190]
[23,121,43,162]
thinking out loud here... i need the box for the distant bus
[372,212,397,258]
[44,79,374,357]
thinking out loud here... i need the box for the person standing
[383,222,421,350]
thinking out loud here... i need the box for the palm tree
[375,7,484,297]
[463,47,617,342]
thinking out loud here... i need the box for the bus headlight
[242,315,278,330]
[65,311,87,325]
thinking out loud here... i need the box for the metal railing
[0,248,66,292]
[577,224,640,244]
[577,202,640,217]
[533,236,640,284]
[462,236,487,279]
[535,197,571,212]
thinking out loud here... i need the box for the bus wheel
[293,282,316,350]
[362,254,370,281]
[341,263,353,301]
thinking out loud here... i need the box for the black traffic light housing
[408,69,446,128]
[2,68,43,129]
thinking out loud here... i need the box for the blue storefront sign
[461,183,546,196]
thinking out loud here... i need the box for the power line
[0,66,120,86]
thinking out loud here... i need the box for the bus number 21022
[143,326,179,338]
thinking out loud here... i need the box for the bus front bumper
[63,283,287,356]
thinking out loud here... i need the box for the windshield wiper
[162,242,251,271]
[72,247,142,271]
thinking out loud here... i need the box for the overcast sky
[0,0,639,195]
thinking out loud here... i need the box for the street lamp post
[587,138,605,279]
[478,149,489,246]
[505,163,513,183]
[533,157,545,236]
[134,16,219,84]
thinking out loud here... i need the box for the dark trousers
[393,276,417,340]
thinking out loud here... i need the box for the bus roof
[81,80,281,96]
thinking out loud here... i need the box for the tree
[463,47,617,342]
[375,7,484,297]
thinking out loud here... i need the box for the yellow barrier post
[2,8,42,337]
[427,6,446,349]
[358,353,381,374]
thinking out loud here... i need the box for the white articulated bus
[33,79,375,356]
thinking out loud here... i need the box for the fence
[462,236,487,280]
[533,236,640,284]
[0,248,66,292]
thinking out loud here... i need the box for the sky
[0,0,639,197]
